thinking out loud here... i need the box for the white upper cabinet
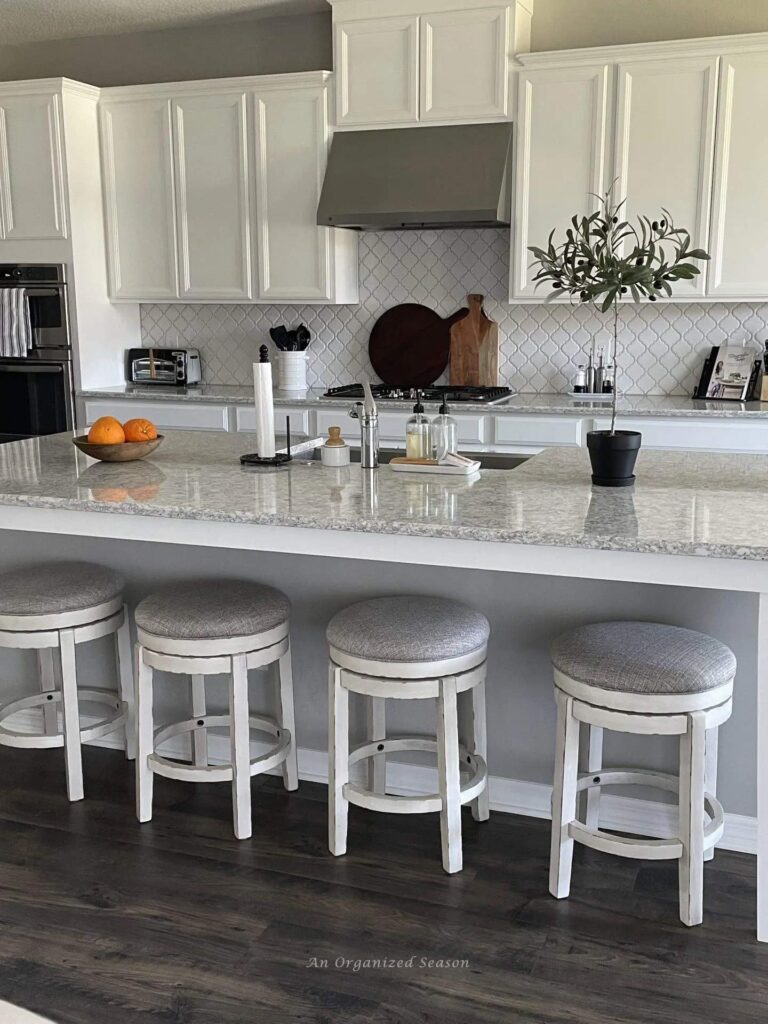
[614,56,718,299]
[421,7,510,121]
[336,16,420,126]
[331,0,532,128]
[100,96,178,300]
[253,85,332,301]
[511,64,610,299]
[0,88,67,240]
[172,91,252,300]
[709,50,768,299]
[100,74,357,304]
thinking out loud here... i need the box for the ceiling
[0,0,328,46]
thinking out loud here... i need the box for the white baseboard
[13,710,757,855]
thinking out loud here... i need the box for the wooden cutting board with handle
[449,294,500,387]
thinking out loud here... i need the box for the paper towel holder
[240,415,294,468]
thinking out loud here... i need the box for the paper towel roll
[253,346,276,459]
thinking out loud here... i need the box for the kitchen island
[0,429,767,938]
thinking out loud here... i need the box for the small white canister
[320,426,351,467]
[278,351,308,391]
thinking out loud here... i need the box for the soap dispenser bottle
[432,401,457,461]
[406,391,432,459]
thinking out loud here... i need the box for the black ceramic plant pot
[586,430,642,487]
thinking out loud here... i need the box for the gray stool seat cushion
[0,561,124,618]
[135,579,290,640]
[551,621,736,695]
[327,596,490,663]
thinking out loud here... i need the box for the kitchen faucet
[349,381,379,469]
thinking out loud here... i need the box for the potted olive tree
[528,192,709,486]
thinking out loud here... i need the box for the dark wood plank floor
[0,745,765,1024]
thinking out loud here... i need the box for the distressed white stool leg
[116,611,135,760]
[585,725,603,830]
[469,678,489,822]
[437,677,463,874]
[549,688,580,899]
[704,726,719,862]
[37,648,59,737]
[58,629,84,802]
[135,644,154,823]
[679,710,706,926]
[229,653,252,840]
[328,663,349,856]
[276,646,299,792]
[190,674,208,768]
[367,696,386,795]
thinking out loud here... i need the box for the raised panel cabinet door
[335,16,419,126]
[100,97,178,300]
[511,65,610,299]
[172,92,252,300]
[421,7,509,122]
[0,91,67,239]
[709,52,768,299]
[614,57,718,299]
[253,87,330,301]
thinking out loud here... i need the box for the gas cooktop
[322,384,513,405]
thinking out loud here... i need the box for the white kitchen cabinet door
[253,86,332,301]
[614,57,718,299]
[335,16,420,127]
[420,7,509,122]
[0,90,67,240]
[511,64,611,299]
[100,97,179,300]
[172,92,252,300]
[709,51,768,299]
[84,399,230,432]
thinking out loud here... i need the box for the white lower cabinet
[84,400,230,432]
[494,415,586,449]
[593,416,768,454]
[236,405,311,437]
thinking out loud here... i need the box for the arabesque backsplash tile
[141,229,768,395]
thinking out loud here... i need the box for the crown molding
[516,30,768,69]
[99,70,332,101]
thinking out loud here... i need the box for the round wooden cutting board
[369,303,465,387]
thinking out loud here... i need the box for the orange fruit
[88,416,125,445]
[91,486,129,502]
[123,418,158,442]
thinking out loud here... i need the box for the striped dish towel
[0,287,32,357]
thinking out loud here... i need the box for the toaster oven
[127,348,202,386]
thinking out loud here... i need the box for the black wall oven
[0,264,73,444]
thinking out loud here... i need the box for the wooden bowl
[72,434,164,462]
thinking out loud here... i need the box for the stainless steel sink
[300,445,528,470]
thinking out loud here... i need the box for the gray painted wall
[0,530,756,818]
[0,11,332,86]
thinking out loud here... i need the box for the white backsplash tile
[140,229,768,395]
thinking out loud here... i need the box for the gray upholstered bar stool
[548,621,736,926]
[134,579,298,840]
[0,560,133,802]
[327,596,490,874]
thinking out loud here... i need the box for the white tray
[390,459,481,476]
[568,391,615,401]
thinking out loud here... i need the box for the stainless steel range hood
[317,123,513,231]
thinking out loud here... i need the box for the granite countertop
[2,430,768,560]
[77,384,768,419]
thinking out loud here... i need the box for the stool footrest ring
[0,688,126,749]
[148,713,290,783]
[344,735,487,815]
[569,767,725,859]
